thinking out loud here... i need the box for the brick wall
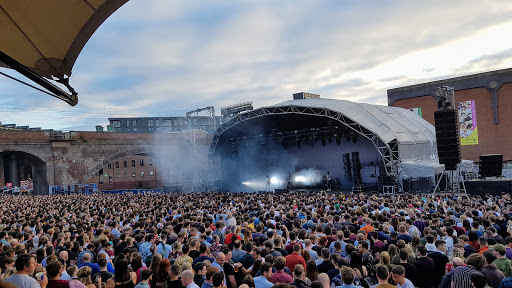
[393,86,511,162]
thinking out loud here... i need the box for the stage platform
[464,179,512,196]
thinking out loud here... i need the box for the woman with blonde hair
[77,266,96,288]
[1,268,16,281]
[445,247,464,273]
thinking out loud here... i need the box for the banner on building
[408,107,422,117]
[458,100,478,145]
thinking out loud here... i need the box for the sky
[1,0,512,131]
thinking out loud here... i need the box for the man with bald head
[58,251,71,280]
[78,253,100,275]
[182,270,200,288]
[211,252,225,273]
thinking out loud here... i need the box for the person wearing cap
[493,244,512,277]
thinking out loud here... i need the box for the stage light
[321,138,326,147]
[328,137,332,144]
[270,177,278,184]
[346,136,351,142]
[295,176,306,183]
[336,137,341,145]
[242,181,250,185]
[352,136,357,143]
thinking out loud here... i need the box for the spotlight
[336,137,341,145]
[328,137,332,144]
[346,136,351,142]
[321,138,326,147]
[270,177,278,184]
[242,181,250,185]
[352,136,357,143]
[295,176,305,183]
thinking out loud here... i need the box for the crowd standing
[1,191,512,288]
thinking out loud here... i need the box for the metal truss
[209,105,399,176]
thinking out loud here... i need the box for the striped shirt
[452,265,476,288]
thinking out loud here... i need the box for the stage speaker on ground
[410,177,432,194]
[378,176,394,192]
[479,154,503,178]
[402,178,411,193]
[435,109,461,170]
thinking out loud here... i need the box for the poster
[408,107,422,117]
[458,100,478,145]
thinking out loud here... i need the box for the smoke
[153,130,211,191]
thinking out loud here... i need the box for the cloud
[2,1,512,130]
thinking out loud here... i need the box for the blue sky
[1,0,512,131]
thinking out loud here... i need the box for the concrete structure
[388,68,512,162]
[108,116,222,133]
[0,130,212,194]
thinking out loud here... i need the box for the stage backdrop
[458,100,478,146]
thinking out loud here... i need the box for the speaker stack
[479,154,503,178]
[434,109,461,171]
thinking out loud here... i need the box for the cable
[0,71,56,97]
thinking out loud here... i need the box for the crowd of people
[1,191,512,288]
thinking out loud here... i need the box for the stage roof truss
[210,104,399,176]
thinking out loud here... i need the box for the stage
[463,179,512,196]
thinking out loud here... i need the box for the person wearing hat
[492,244,512,277]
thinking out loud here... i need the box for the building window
[131,160,136,167]
[111,120,121,127]
[108,174,112,183]
[140,159,144,166]
[115,161,119,168]
[116,173,120,178]
[108,163,112,169]
[114,127,121,132]
[132,172,136,177]
[127,120,130,127]
[141,172,145,177]
[149,159,153,167]
[124,173,128,178]
[149,171,154,176]
[149,127,153,131]
[149,119,154,127]
[123,161,127,168]
[155,119,160,126]
[133,128,137,131]
[133,120,137,126]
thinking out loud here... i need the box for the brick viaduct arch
[0,130,213,194]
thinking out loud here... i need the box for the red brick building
[388,68,512,162]
[87,155,162,190]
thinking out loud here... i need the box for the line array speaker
[434,109,461,170]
